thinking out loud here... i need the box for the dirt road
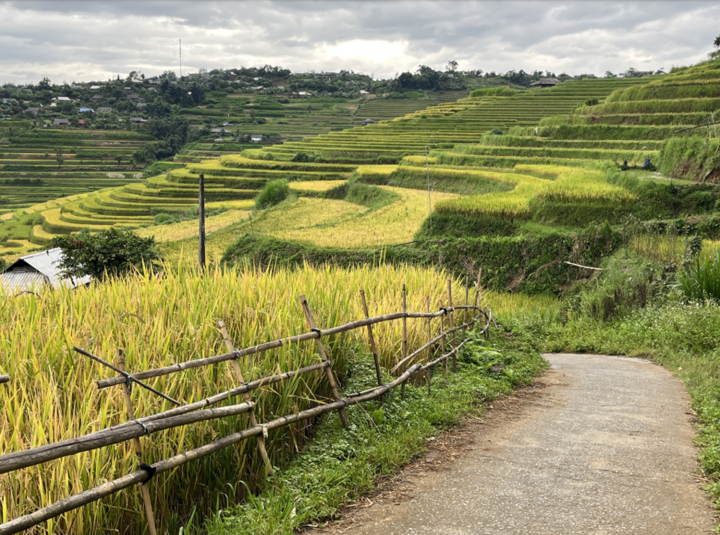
[312,353,717,534]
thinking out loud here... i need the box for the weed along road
[317,354,717,534]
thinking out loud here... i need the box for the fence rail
[0,274,493,535]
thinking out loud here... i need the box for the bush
[50,228,160,281]
[255,179,290,209]
[489,128,504,135]
[681,251,720,301]
[585,98,599,106]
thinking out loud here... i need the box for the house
[129,117,147,124]
[78,119,86,125]
[250,134,263,142]
[136,102,146,108]
[530,77,562,88]
[359,90,369,95]
[622,70,654,78]
[52,118,70,126]
[54,96,72,102]
[24,107,40,116]
[127,94,140,101]
[210,128,227,134]
[362,118,375,124]
[0,248,91,293]
[214,138,225,143]
[79,107,94,113]
[89,85,101,90]
[91,95,103,101]
[297,91,310,96]
[97,107,113,112]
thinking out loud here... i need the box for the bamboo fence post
[464,275,470,340]
[475,267,483,308]
[425,296,432,393]
[401,284,408,398]
[438,300,447,378]
[116,350,157,535]
[299,295,349,428]
[218,320,274,475]
[447,279,457,372]
[359,290,383,388]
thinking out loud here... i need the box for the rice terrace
[2,1,720,533]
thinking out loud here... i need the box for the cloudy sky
[1,0,718,84]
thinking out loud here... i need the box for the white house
[0,248,91,293]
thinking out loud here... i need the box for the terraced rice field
[0,129,149,213]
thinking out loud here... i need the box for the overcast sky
[1,1,718,85]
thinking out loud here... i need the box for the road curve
[318,353,717,534]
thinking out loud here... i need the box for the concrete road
[315,354,717,534]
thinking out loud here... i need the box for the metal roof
[0,248,91,293]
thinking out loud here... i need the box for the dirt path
[308,353,717,534]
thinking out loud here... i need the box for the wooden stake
[475,267,483,309]
[401,284,408,398]
[117,350,157,535]
[463,274,470,341]
[299,295,349,428]
[360,290,383,388]
[218,320,274,475]
[438,300,447,378]
[447,280,457,372]
[426,296,432,393]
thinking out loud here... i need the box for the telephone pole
[179,39,182,78]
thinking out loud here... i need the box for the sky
[1,0,718,85]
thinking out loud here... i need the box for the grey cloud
[0,1,717,84]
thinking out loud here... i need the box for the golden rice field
[271,187,457,248]
[0,264,482,534]
[288,180,346,192]
[135,210,250,243]
[435,165,635,219]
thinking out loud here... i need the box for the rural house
[52,118,70,126]
[97,107,113,112]
[129,117,147,124]
[250,134,263,142]
[531,77,562,88]
[24,107,40,116]
[0,248,91,293]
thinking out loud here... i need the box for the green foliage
[203,330,546,534]
[584,98,599,106]
[50,228,159,280]
[658,136,720,181]
[681,251,720,301]
[255,179,290,209]
[470,87,517,97]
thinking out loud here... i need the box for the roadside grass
[200,326,548,535]
[501,250,720,515]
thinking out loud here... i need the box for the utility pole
[199,173,205,270]
[179,39,182,78]
[426,145,432,230]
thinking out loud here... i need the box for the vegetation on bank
[201,324,548,535]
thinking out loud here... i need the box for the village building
[250,134,263,142]
[0,248,91,293]
[24,107,40,116]
[129,117,147,124]
[97,107,113,112]
[531,77,562,89]
[52,118,70,126]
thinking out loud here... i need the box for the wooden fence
[0,273,493,535]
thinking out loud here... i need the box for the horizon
[1,0,718,85]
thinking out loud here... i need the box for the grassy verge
[198,327,548,534]
[501,250,720,513]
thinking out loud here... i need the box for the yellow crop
[288,180,346,192]
[135,210,250,243]
[271,187,457,248]
[0,264,479,532]
[356,165,398,177]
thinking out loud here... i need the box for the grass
[0,263,480,534]
[201,323,547,534]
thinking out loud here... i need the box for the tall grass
[0,263,477,534]
[681,251,720,301]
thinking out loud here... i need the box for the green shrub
[255,179,290,209]
[50,228,159,281]
[681,252,720,301]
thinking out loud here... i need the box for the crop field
[0,129,149,213]
[0,263,480,533]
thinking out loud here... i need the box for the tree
[605,70,616,78]
[50,228,160,281]
[715,34,720,49]
[115,155,122,167]
[446,60,459,72]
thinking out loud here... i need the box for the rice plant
[0,263,480,533]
